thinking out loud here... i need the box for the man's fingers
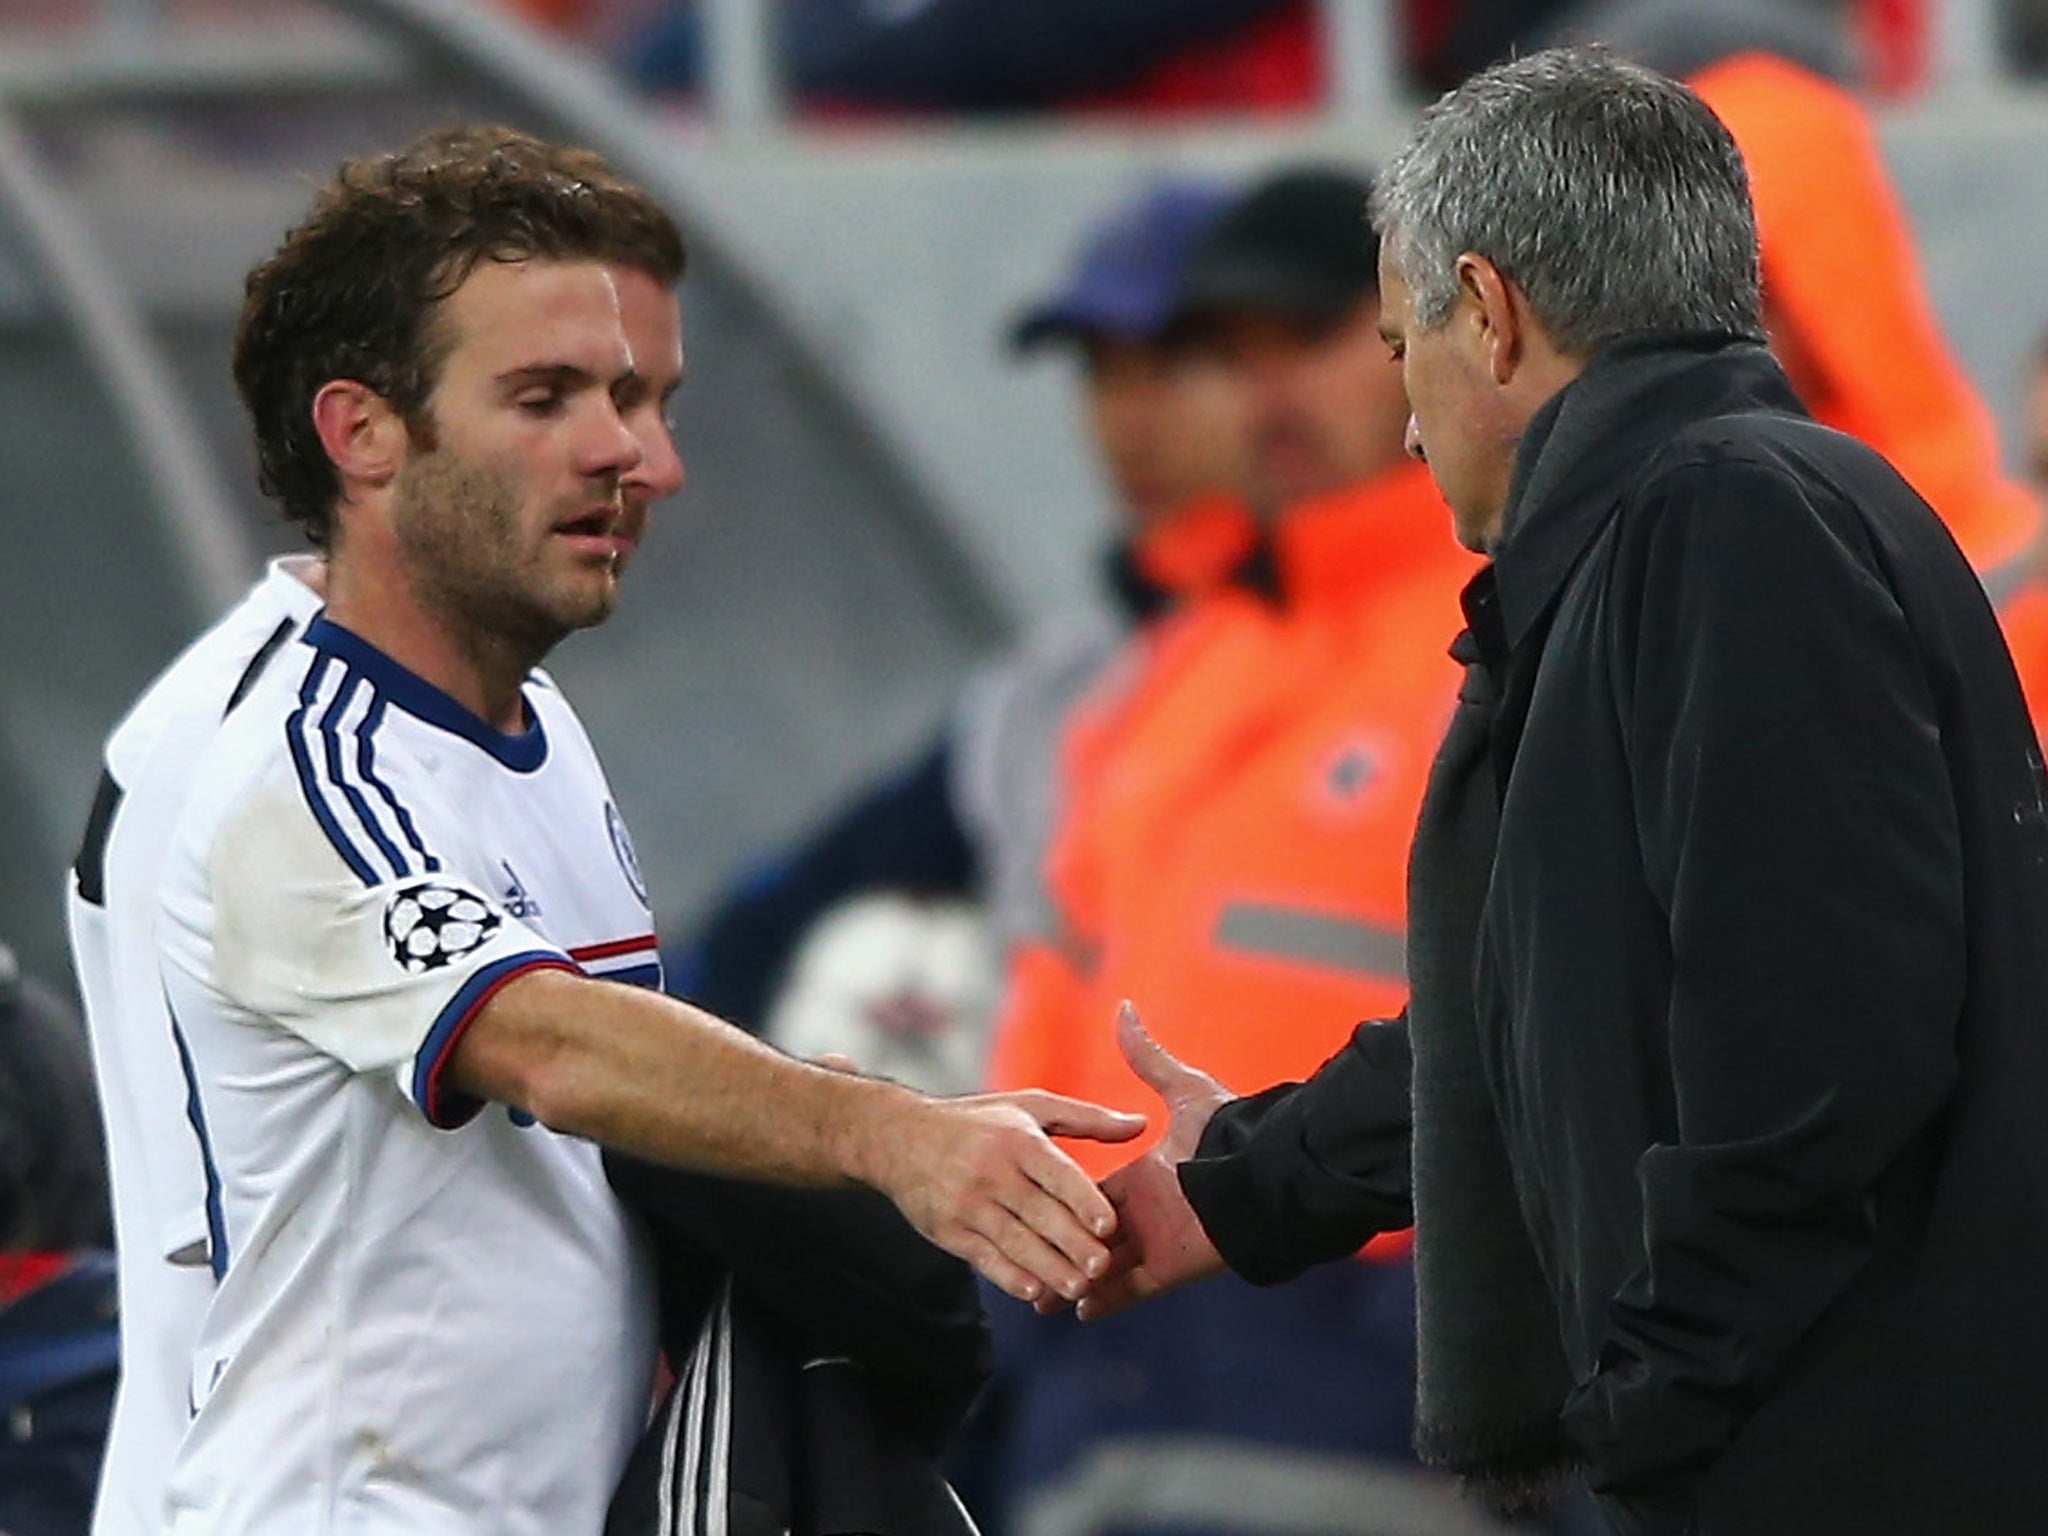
[1004,1089,1146,1145]
[1002,1170,1118,1281]
[1116,1000,1196,1100]
[974,1204,1094,1302]
[1076,1267,1155,1322]
[1015,1132,1121,1245]
[952,1232,1053,1306]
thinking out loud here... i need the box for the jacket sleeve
[1564,454,1966,1499]
[1176,1015,1414,1284]
[604,1154,991,1452]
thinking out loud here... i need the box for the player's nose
[581,399,644,480]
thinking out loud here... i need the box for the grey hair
[1371,47,1762,354]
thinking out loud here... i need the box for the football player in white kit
[65,130,696,1536]
[100,128,1141,1535]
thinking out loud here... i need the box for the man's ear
[310,380,407,497]
[1457,254,1523,386]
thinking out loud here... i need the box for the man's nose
[586,401,644,478]
[1404,414,1427,463]
[624,423,685,503]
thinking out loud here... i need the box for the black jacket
[1182,337,2048,1534]
[605,1157,991,1535]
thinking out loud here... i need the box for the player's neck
[324,565,536,735]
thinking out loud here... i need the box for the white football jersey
[156,613,660,1535]
[66,557,324,1536]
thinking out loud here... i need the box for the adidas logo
[500,861,542,920]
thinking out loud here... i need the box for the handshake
[855,1002,1231,1319]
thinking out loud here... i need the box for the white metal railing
[702,0,785,134]
[1937,0,2003,87]
[0,104,253,613]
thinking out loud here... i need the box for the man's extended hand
[1073,1002,1235,1320]
[858,1086,1144,1306]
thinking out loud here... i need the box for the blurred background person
[670,177,1254,1100]
[0,941,115,1536]
[978,166,1511,1536]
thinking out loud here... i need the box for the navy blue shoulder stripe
[357,690,441,874]
[286,653,441,887]
[287,653,380,885]
[316,670,412,881]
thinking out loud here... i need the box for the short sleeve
[206,763,572,1128]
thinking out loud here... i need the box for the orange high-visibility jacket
[989,462,1472,1202]
[1693,51,2048,737]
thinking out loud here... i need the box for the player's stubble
[391,439,625,674]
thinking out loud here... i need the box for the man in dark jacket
[1079,47,2048,1536]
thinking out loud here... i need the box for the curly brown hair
[232,125,686,546]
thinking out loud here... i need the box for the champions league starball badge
[383,881,502,974]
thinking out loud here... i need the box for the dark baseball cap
[1011,179,1235,351]
[1172,166,1381,325]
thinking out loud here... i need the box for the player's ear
[311,379,407,494]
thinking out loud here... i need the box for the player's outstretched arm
[448,967,1143,1303]
[1072,1003,1234,1320]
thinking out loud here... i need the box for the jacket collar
[1106,464,1459,619]
[1104,494,1259,623]
[1477,332,1796,656]
[1270,459,1465,610]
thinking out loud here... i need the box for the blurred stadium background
[4,0,2048,991]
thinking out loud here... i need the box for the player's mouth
[552,504,632,564]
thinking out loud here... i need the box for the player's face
[391,258,643,655]
[1082,335,1251,530]
[610,267,686,574]
[1379,254,1509,554]
[1204,299,1411,509]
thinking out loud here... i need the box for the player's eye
[517,391,565,417]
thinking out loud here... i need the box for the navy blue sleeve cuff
[412,951,576,1129]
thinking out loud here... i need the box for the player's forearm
[449,967,909,1186]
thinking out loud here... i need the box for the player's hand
[1071,1002,1233,1320]
[860,1086,1144,1306]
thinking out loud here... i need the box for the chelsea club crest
[605,800,649,907]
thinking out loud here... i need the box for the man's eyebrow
[495,363,602,390]
[610,365,684,403]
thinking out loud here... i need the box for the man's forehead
[441,257,630,372]
[1375,255,1410,316]
[611,267,684,382]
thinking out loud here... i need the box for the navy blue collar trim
[302,615,548,773]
